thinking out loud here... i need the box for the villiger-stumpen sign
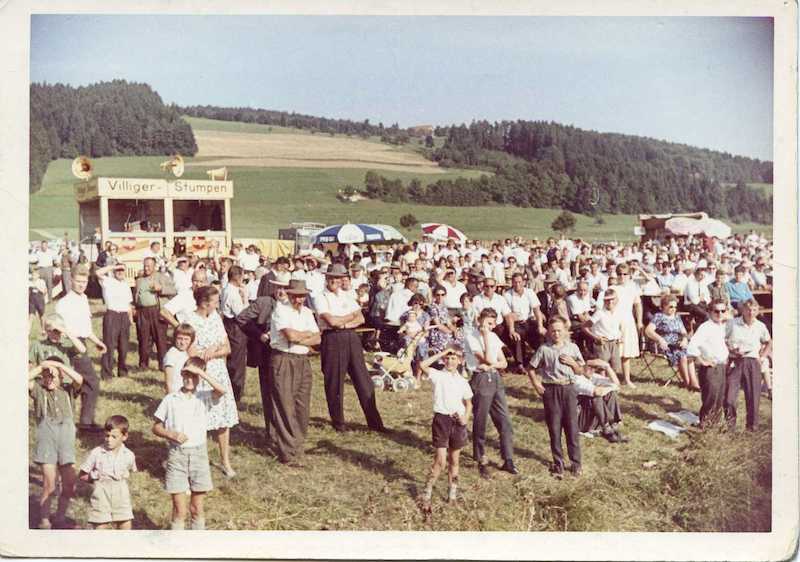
[74,177,234,202]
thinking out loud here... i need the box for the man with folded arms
[314,264,386,433]
[268,280,320,466]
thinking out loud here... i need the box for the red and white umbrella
[420,223,467,242]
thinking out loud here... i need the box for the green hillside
[30,155,771,243]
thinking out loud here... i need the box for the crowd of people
[27,229,774,528]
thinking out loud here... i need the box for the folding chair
[637,335,683,387]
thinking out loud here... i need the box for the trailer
[74,176,234,283]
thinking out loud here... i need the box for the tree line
[420,120,772,223]
[178,104,414,142]
[30,80,198,193]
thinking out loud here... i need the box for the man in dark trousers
[134,257,176,370]
[528,316,584,478]
[235,280,287,441]
[313,263,386,433]
[687,298,730,429]
[55,264,107,432]
[96,263,134,379]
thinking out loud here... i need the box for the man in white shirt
[472,277,515,344]
[724,299,772,431]
[171,256,193,294]
[268,279,321,465]
[670,264,691,296]
[55,264,107,432]
[687,299,730,429]
[503,272,546,372]
[583,289,624,378]
[142,241,166,271]
[684,268,711,325]
[161,269,208,328]
[385,277,418,323]
[221,265,249,404]
[314,264,385,433]
[34,240,57,301]
[440,270,467,310]
[239,245,261,273]
[96,263,134,380]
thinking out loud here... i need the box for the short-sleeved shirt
[428,368,474,416]
[55,291,92,338]
[530,341,584,385]
[80,444,137,482]
[29,338,77,366]
[567,293,594,317]
[590,307,624,341]
[270,303,319,354]
[99,275,133,313]
[725,317,770,359]
[686,320,729,365]
[443,281,468,309]
[472,293,512,318]
[463,328,505,373]
[725,281,753,304]
[30,383,75,424]
[164,290,196,324]
[221,283,247,319]
[313,289,360,331]
[154,391,211,449]
[163,347,189,393]
[504,288,541,322]
[134,276,160,307]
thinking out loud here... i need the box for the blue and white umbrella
[314,223,389,244]
[372,224,407,243]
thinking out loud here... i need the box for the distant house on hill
[408,125,434,137]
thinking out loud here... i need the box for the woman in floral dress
[644,296,700,390]
[186,285,239,477]
[427,288,460,353]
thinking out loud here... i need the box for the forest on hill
[29,80,197,193]
[420,120,772,222]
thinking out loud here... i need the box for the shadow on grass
[306,439,416,483]
[504,384,537,402]
[125,429,168,480]
[101,390,159,417]
[617,392,686,423]
[133,508,160,530]
[231,419,275,457]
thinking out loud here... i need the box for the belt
[272,349,309,358]
[137,304,159,309]
[542,379,572,386]
[323,328,352,334]
[106,309,129,314]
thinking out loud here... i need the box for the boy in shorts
[79,415,137,529]
[153,357,227,530]
[418,343,473,506]
[28,356,84,529]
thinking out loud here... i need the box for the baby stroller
[369,330,426,392]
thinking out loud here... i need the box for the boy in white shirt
[162,324,195,394]
[152,357,227,530]
[419,344,473,506]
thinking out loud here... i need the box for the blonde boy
[152,357,226,530]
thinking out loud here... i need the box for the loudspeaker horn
[71,156,93,180]
[160,154,185,178]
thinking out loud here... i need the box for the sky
[30,15,774,161]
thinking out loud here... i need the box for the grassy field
[29,117,772,242]
[27,300,772,531]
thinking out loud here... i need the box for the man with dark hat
[267,279,319,465]
[314,263,386,433]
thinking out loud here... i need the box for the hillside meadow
[27,301,772,531]
[29,155,770,243]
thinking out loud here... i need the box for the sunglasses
[485,284,496,288]
[713,309,726,313]
[435,293,446,297]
